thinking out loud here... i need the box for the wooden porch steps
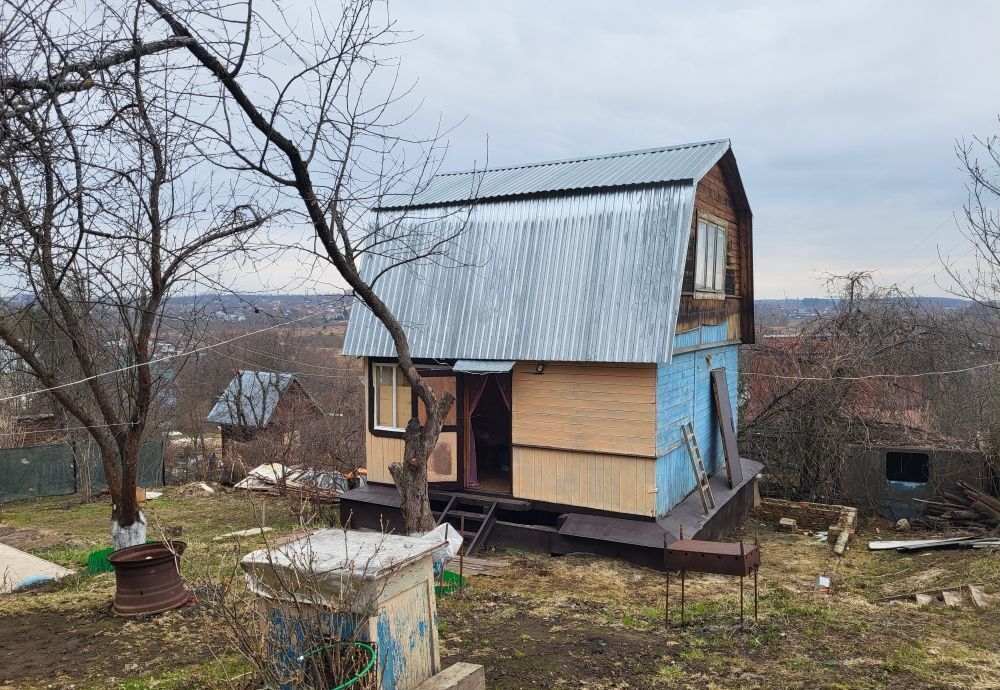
[436,496,499,556]
[429,489,532,512]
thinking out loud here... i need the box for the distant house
[340,140,760,563]
[206,371,323,476]
[745,337,992,519]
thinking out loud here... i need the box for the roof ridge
[437,139,730,178]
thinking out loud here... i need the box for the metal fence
[0,439,165,504]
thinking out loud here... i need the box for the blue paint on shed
[654,325,739,516]
[266,608,360,690]
[377,609,402,690]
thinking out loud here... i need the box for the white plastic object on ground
[417,524,463,577]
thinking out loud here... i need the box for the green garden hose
[297,641,376,690]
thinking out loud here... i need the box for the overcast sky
[255,1,1000,299]
[373,1,999,299]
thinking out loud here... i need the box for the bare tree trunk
[106,436,146,549]
[389,387,454,533]
[78,438,93,503]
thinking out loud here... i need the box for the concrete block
[778,517,797,532]
[968,585,987,610]
[415,663,485,690]
[833,529,851,556]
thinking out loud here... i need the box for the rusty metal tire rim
[108,541,189,617]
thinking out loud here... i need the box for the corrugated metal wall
[343,183,696,364]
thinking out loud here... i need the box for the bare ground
[437,522,1000,690]
[1,491,998,689]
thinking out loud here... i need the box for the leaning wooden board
[710,368,743,487]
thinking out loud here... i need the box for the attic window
[885,451,930,483]
[695,219,726,293]
[373,363,412,432]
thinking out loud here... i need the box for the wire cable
[0,308,335,403]
[742,358,1000,381]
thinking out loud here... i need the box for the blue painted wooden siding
[655,325,739,516]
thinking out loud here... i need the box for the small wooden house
[207,370,323,480]
[341,140,762,563]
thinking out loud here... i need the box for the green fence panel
[0,444,76,503]
[0,439,165,504]
[85,440,165,493]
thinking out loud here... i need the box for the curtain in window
[466,374,512,488]
[465,375,490,487]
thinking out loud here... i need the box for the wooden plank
[511,446,655,516]
[968,585,988,609]
[711,368,743,487]
[558,513,667,549]
[512,362,657,457]
[868,537,973,550]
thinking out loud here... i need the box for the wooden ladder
[436,496,499,556]
[682,422,716,514]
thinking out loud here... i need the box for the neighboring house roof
[379,139,731,209]
[343,140,743,364]
[206,370,305,428]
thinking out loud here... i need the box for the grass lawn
[1,488,999,689]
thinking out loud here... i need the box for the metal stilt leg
[665,570,670,627]
[754,567,759,623]
[680,570,686,625]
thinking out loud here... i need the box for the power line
[0,421,134,439]
[895,216,953,265]
[898,236,972,290]
[211,349,361,381]
[742,358,1000,381]
[0,308,336,404]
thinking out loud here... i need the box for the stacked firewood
[915,482,1000,528]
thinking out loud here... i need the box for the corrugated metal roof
[452,360,516,374]
[380,139,729,209]
[342,182,696,363]
[206,370,295,428]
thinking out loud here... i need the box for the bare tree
[938,128,1000,472]
[0,1,270,547]
[949,129,1000,308]
[741,273,942,501]
[138,0,474,532]
[3,0,474,534]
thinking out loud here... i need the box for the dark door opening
[465,373,512,494]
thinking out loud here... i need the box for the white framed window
[694,219,727,293]
[373,363,412,431]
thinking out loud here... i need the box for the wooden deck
[339,459,761,570]
[658,457,763,541]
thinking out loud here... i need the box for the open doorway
[465,373,512,494]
